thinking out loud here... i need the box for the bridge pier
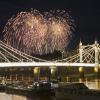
[38,67,50,81]
[65,67,71,82]
[50,66,57,81]
[79,67,84,82]
[33,67,40,81]
[94,66,100,79]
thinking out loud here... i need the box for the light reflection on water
[0,79,100,100]
[85,79,100,90]
[0,93,55,100]
[0,93,27,100]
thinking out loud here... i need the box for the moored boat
[55,83,100,100]
[5,81,55,97]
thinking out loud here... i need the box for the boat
[32,81,55,96]
[55,83,100,100]
[5,81,55,97]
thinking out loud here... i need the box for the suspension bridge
[0,40,100,67]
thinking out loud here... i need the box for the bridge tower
[79,41,84,82]
[94,40,100,78]
[79,40,83,63]
[94,40,99,64]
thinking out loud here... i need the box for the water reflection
[0,93,55,100]
[0,92,56,100]
[27,96,55,100]
[0,79,100,100]
[85,79,100,90]
[0,93,27,100]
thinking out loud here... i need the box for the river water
[0,79,100,100]
[0,92,55,100]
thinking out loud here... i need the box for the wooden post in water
[28,75,31,82]
[21,75,24,81]
[15,74,18,81]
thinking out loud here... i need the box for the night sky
[0,0,100,50]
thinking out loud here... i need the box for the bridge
[0,40,100,67]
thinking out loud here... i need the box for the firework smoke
[3,9,74,55]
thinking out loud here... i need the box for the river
[0,79,100,100]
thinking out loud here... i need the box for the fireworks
[3,9,74,55]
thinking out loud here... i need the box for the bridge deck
[0,62,98,67]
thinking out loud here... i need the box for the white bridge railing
[0,40,100,67]
[0,62,98,67]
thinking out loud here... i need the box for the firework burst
[43,9,74,54]
[3,9,74,55]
